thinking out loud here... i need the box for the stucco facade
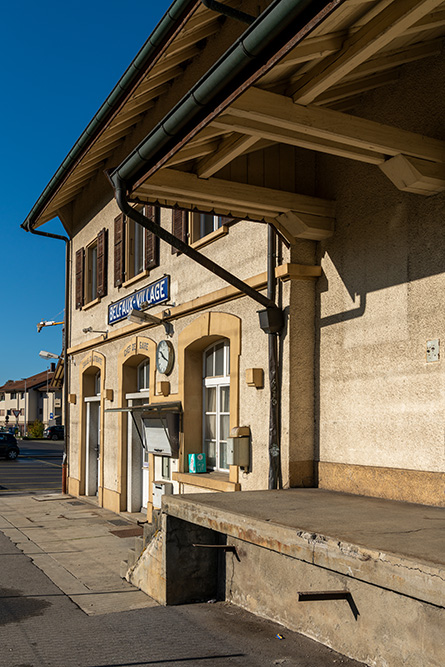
[22,0,445,512]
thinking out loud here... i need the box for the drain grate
[108,519,129,526]
[66,501,87,506]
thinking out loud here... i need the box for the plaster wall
[68,283,298,496]
[316,52,445,482]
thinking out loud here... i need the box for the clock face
[156,339,174,375]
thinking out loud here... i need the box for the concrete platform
[158,488,445,666]
[0,493,158,616]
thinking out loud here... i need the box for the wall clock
[156,339,174,375]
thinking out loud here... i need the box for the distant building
[0,365,62,434]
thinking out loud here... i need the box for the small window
[0,393,4,401]
[190,213,232,243]
[137,360,150,392]
[10,392,16,400]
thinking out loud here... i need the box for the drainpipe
[112,172,282,319]
[28,227,71,494]
[267,224,282,489]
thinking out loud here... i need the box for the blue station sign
[108,276,169,325]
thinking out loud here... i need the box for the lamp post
[21,377,27,437]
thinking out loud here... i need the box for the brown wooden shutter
[144,205,160,270]
[171,209,188,254]
[75,248,84,309]
[96,228,107,297]
[114,214,125,286]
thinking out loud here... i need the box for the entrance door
[85,398,100,496]
[126,396,146,512]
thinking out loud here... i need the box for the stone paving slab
[0,493,158,615]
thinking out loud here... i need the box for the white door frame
[85,396,101,496]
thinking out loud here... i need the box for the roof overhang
[24,0,445,238]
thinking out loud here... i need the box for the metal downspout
[111,0,336,190]
[29,227,71,494]
[112,173,281,314]
[267,224,282,489]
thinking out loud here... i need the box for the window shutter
[96,228,107,297]
[114,214,125,287]
[144,205,160,270]
[75,248,85,309]
[171,209,188,254]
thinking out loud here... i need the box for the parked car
[0,433,20,460]
[43,425,65,441]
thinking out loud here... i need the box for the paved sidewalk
[0,492,157,615]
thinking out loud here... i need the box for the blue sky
[0,0,172,385]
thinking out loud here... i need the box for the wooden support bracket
[379,154,445,195]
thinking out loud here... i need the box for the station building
[22,1,445,663]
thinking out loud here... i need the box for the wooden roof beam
[312,70,398,105]
[290,0,444,104]
[164,139,220,167]
[196,134,260,178]
[229,88,445,163]
[340,39,443,82]
[134,168,335,242]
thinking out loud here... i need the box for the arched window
[137,360,150,392]
[203,340,230,471]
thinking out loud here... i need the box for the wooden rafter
[196,134,260,178]
[312,70,398,105]
[291,0,445,104]
[164,139,220,167]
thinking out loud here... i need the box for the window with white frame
[137,360,150,392]
[203,340,230,471]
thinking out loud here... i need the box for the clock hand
[160,351,168,361]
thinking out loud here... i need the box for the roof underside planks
[29,0,445,233]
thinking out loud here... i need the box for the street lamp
[37,320,64,333]
[21,377,27,437]
[39,350,60,360]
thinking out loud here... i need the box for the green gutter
[21,0,198,232]
[111,0,340,191]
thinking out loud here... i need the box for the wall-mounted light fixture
[82,327,108,339]
[127,309,173,336]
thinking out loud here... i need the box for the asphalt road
[0,529,363,667]
[0,439,63,495]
